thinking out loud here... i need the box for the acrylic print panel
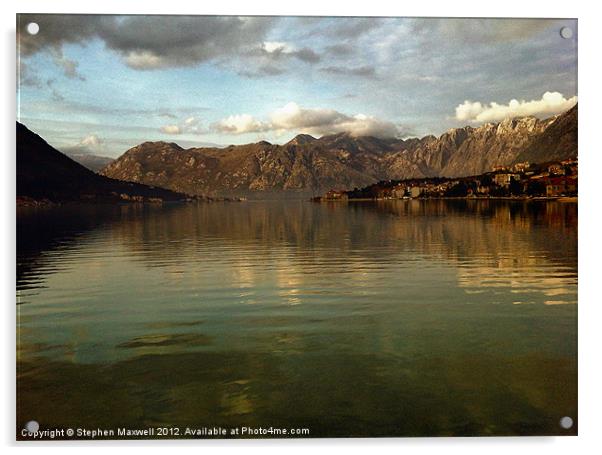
[16,15,577,440]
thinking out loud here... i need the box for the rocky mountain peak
[496,116,541,134]
[287,134,317,146]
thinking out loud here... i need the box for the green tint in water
[16,200,577,437]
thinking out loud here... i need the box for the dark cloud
[410,18,561,46]
[225,41,321,77]
[18,14,326,78]
[49,48,85,80]
[18,14,103,55]
[324,43,354,56]
[320,65,376,78]
[291,48,321,63]
[45,78,64,102]
[237,65,287,78]
[18,61,42,87]
[18,15,278,70]
[326,17,383,38]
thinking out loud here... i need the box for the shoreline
[316,196,578,203]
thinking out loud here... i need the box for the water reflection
[17,200,577,437]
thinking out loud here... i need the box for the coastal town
[317,158,577,201]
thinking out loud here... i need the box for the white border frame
[3,1,601,453]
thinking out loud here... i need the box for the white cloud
[213,102,401,138]
[213,114,270,134]
[455,91,577,123]
[160,117,204,135]
[80,134,102,148]
[160,124,182,134]
[62,134,106,155]
[270,102,399,138]
[262,41,294,53]
[124,51,167,70]
[270,102,345,130]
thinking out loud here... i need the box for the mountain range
[17,122,190,204]
[100,105,577,197]
[64,153,114,173]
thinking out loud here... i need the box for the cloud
[123,51,168,71]
[49,48,85,80]
[320,65,376,78]
[18,15,277,71]
[228,40,320,77]
[18,15,102,56]
[455,92,578,123]
[326,18,383,39]
[61,134,105,155]
[237,65,287,78]
[412,18,560,46]
[160,116,204,135]
[292,48,321,64]
[19,61,42,87]
[263,41,293,53]
[213,102,402,138]
[212,114,270,134]
[46,78,64,101]
[259,41,320,63]
[80,134,102,148]
[18,15,325,78]
[160,125,182,134]
[324,43,354,56]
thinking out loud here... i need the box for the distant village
[317,158,577,201]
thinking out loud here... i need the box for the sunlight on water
[16,200,577,437]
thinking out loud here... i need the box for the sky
[17,15,577,158]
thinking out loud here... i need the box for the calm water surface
[16,200,577,437]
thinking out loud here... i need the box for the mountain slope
[17,122,190,203]
[102,136,389,196]
[101,106,578,196]
[512,104,577,164]
[440,116,554,177]
[64,153,115,172]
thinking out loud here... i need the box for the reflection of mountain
[16,200,577,437]
[17,201,577,300]
[17,122,189,203]
[101,106,577,196]
[17,205,126,294]
[111,199,575,259]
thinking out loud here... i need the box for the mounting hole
[560,416,573,429]
[26,22,39,35]
[560,27,573,39]
[25,420,39,433]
